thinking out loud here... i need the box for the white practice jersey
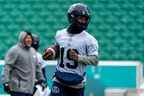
[55,28,98,76]
[37,52,47,68]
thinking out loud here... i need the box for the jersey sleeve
[55,30,61,43]
[86,36,99,56]
[77,36,99,65]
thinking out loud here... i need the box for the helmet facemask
[73,15,89,31]
[67,3,90,34]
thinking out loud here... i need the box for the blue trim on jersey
[55,71,84,85]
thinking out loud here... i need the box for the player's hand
[68,49,79,61]
[3,82,11,94]
[42,48,53,60]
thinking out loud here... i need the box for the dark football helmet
[32,34,40,50]
[67,3,90,33]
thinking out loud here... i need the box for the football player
[43,3,99,96]
[32,34,47,79]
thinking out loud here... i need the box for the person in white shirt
[32,34,47,78]
[32,34,50,96]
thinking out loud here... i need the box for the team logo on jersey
[51,86,60,94]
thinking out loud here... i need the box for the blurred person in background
[32,34,47,79]
[32,34,50,96]
[2,31,45,96]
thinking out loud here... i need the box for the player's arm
[68,49,98,65]
[4,48,18,82]
[78,55,98,65]
[3,47,18,93]
[68,37,99,65]
[42,44,60,60]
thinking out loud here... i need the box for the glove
[67,49,79,61]
[35,80,47,91]
[3,82,11,94]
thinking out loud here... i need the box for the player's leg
[50,81,65,96]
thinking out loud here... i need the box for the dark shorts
[50,81,84,96]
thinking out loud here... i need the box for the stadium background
[0,0,144,96]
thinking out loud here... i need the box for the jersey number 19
[59,47,78,69]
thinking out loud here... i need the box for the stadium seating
[0,0,143,62]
